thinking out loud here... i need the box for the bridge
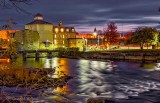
[1,49,160,62]
[19,50,61,61]
[0,48,79,61]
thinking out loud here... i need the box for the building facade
[25,13,77,49]
[25,13,53,49]
[68,33,104,51]
[53,21,76,48]
[68,38,86,51]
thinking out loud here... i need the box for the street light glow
[93,32,97,36]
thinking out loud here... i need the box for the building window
[72,28,75,32]
[55,28,59,33]
[63,40,64,44]
[63,35,64,38]
[61,28,64,32]
[66,29,69,32]
[55,34,56,38]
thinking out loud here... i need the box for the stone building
[53,21,76,48]
[25,13,77,49]
[25,13,53,49]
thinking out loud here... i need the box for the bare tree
[0,0,36,15]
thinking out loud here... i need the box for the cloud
[0,0,160,32]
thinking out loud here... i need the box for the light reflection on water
[1,58,160,102]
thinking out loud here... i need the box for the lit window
[60,28,64,32]
[66,29,69,32]
[63,40,64,44]
[72,28,75,32]
[55,28,59,33]
[63,35,64,38]
[55,35,56,38]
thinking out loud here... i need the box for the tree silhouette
[131,27,159,50]
[2,24,12,30]
[0,0,35,15]
[103,22,119,49]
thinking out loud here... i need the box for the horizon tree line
[102,22,160,50]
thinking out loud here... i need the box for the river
[1,57,160,103]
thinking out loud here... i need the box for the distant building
[0,30,19,40]
[25,13,53,49]
[53,21,77,48]
[25,13,77,49]
[68,38,85,51]
[76,33,96,39]
[69,33,104,51]
[0,30,19,49]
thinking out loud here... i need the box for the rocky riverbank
[0,63,73,102]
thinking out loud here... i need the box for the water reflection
[76,60,116,98]
[43,58,70,97]
[75,60,160,101]
[1,58,160,102]
[156,63,160,70]
[140,63,160,71]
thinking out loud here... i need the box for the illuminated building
[68,38,103,51]
[25,13,77,49]
[0,30,19,49]
[25,13,53,49]
[53,21,76,48]
[68,33,104,51]
[0,30,19,40]
[76,33,97,39]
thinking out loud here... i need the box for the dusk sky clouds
[0,0,160,33]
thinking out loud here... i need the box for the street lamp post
[82,37,87,51]
[85,38,87,50]
[93,28,100,49]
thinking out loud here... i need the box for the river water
[1,57,160,103]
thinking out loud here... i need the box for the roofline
[25,23,52,25]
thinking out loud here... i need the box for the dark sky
[0,0,160,33]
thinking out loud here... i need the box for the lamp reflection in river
[77,59,114,97]
[155,63,160,70]
[44,58,69,96]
